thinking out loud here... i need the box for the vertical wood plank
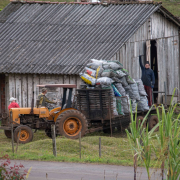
[9,74,15,98]
[15,74,21,107]
[76,75,82,89]
[70,75,76,101]
[27,74,33,107]
[22,74,28,107]
[33,74,40,105]
[63,75,70,101]
[5,75,9,112]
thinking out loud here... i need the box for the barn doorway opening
[0,74,6,113]
[150,40,158,104]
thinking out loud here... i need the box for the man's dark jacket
[139,56,155,87]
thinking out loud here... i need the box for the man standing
[38,88,56,107]
[139,56,155,106]
[8,97,20,110]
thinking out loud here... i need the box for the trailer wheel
[4,130,11,139]
[149,115,159,132]
[136,116,146,129]
[14,125,33,144]
[56,110,87,139]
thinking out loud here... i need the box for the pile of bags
[79,59,149,116]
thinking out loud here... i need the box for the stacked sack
[79,59,149,116]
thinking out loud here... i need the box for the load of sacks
[79,59,149,116]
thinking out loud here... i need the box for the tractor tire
[14,125,33,144]
[4,130,11,139]
[148,115,159,132]
[136,116,146,129]
[45,128,57,139]
[56,110,87,139]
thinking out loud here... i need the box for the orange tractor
[0,84,88,143]
[0,84,158,144]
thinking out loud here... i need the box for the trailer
[76,88,158,135]
[0,85,159,143]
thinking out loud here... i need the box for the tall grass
[126,88,180,180]
[126,105,158,180]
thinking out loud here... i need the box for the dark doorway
[150,40,158,104]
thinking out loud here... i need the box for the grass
[0,129,134,166]
[0,128,166,167]
[0,0,73,10]
[1,0,180,17]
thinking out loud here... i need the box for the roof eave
[159,6,180,27]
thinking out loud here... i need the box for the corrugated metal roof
[0,1,165,75]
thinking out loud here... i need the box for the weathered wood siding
[6,12,180,109]
[111,12,179,103]
[6,74,81,110]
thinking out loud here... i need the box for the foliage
[0,0,180,17]
[125,104,158,179]
[126,88,180,180]
[0,154,28,180]
[155,89,180,180]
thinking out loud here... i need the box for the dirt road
[11,160,161,180]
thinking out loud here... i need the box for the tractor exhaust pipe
[30,91,34,114]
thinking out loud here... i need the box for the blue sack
[112,84,121,97]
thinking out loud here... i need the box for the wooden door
[146,40,151,64]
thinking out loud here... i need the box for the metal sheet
[0,2,175,75]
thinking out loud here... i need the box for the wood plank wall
[6,74,81,110]
[110,12,180,103]
[5,12,180,109]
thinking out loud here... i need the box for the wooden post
[11,123,14,154]
[15,129,21,153]
[99,137,101,158]
[79,131,81,159]
[134,153,137,180]
[161,161,164,180]
[51,124,57,157]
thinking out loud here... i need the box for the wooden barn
[0,0,180,112]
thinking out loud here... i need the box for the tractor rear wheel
[56,110,87,139]
[148,115,159,132]
[14,125,33,144]
[4,130,11,139]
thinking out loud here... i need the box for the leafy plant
[155,89,180,180]
[126,88,180,180]
[0,154,28,180]
[126,104,158,180]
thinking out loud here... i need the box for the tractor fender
[53,108,76,122]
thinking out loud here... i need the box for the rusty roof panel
[0,2,163,74]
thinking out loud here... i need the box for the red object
[8,102,20,110]
[86,69,92,75]
[144,85,152,106]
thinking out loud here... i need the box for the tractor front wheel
[56,110,87,139]
[14,125,33,144]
